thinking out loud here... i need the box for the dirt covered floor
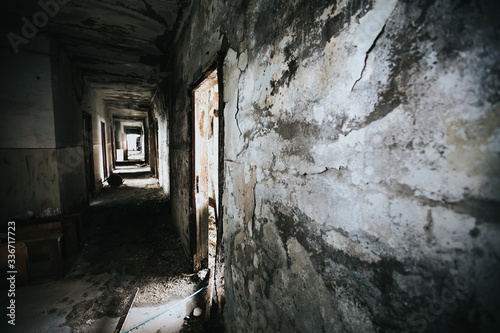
[2,170,208,333]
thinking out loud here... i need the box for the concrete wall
[0,36,61,220]
[151,89,170,198]
[0,38,55,149]
[0,36,89,220]
[51,41,86,214]
[165,66,194,252]
[167,0,500,332]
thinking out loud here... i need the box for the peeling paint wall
[168,0,500,331]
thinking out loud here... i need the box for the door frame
[189,51,227,327]
[191,65,219,270]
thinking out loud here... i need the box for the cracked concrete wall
[169,0,500,331]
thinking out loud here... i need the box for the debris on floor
[107,173,123,187]
[1,170,208,333]
[193,307,203,317]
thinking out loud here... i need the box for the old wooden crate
[17,222,64,282]
[15,213,85,283]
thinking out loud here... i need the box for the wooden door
[192,69,219,271]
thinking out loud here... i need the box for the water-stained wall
[167,0,500,331]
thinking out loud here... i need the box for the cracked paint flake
[351,25,386,91]
[349,0,399,90]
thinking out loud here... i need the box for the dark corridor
[1,0,499,332]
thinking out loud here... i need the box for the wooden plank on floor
[114,288,139,333]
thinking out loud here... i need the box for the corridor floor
[2,170,207,333]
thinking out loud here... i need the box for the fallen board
[114,288,139,333]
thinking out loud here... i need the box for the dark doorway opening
[113,118,147,166]
[110,124,115,169]
[101,121,108,180]
[151,120,160,178]
[82,112,95,200]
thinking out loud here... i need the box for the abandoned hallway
[1,0,500,332]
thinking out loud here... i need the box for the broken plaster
[349,0,399,91]
[351,25,386,92]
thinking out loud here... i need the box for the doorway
[110,124,115,169]
[101,121,108,179]
[192,69,219,272]
[82,112,95,200]
[152,120,159,178]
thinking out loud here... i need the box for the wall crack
[351,25,386,92]
[302,166,347,176]
[235,73,242,136]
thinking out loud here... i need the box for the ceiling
[2,0,188,117]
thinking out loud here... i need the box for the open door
[192,69,219,271]
[192,62,226,329]
[82,112,95,201]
